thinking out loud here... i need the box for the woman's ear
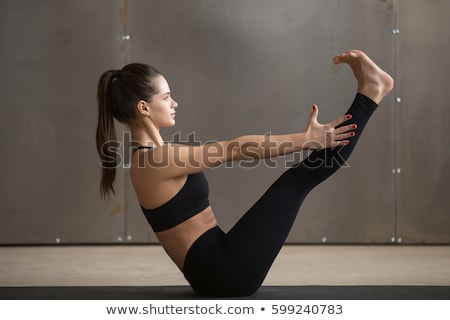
[136,100,150,117]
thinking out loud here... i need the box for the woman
[96,50,393,297]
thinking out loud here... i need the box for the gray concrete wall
[0,0,448,244]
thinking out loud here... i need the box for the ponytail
[96,70,118,199]
[95,63,162,199]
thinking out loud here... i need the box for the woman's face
[147,75,178,128]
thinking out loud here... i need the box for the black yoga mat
[1,285,449,300]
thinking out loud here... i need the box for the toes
[333,50,363,64]
[333,51,352,64]
[346,50,361,57]
[333,54,346,65]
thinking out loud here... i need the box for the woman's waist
[155,206,218,269]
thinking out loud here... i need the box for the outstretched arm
[228,105,356,161]
[147,105,356,178]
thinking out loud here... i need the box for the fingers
[328,123,356,147]
[334,123,357,135]
[309,104,319,124]
[329,114,353,128]
[334,130,355,141]
[333,139,350,147]
[307,105,357,148]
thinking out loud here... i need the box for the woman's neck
[130,122,165,147]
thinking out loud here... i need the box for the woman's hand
[303,105,357,150]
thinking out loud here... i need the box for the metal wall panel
[0,0,128,244]
[1,0,448,245]
[396,0,450,243]
[126,0,396,243]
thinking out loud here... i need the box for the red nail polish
[346,115,352,119]
[350,132,355,137]
[345,141,350,145]
[352,124,357,129]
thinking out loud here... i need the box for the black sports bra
[134,146,210,232]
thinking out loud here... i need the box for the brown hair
[96,63,162,199]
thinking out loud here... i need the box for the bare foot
[333,50,394,104]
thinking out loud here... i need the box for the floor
[1,244,449,288]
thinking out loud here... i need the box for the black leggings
[183,93,378,297]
